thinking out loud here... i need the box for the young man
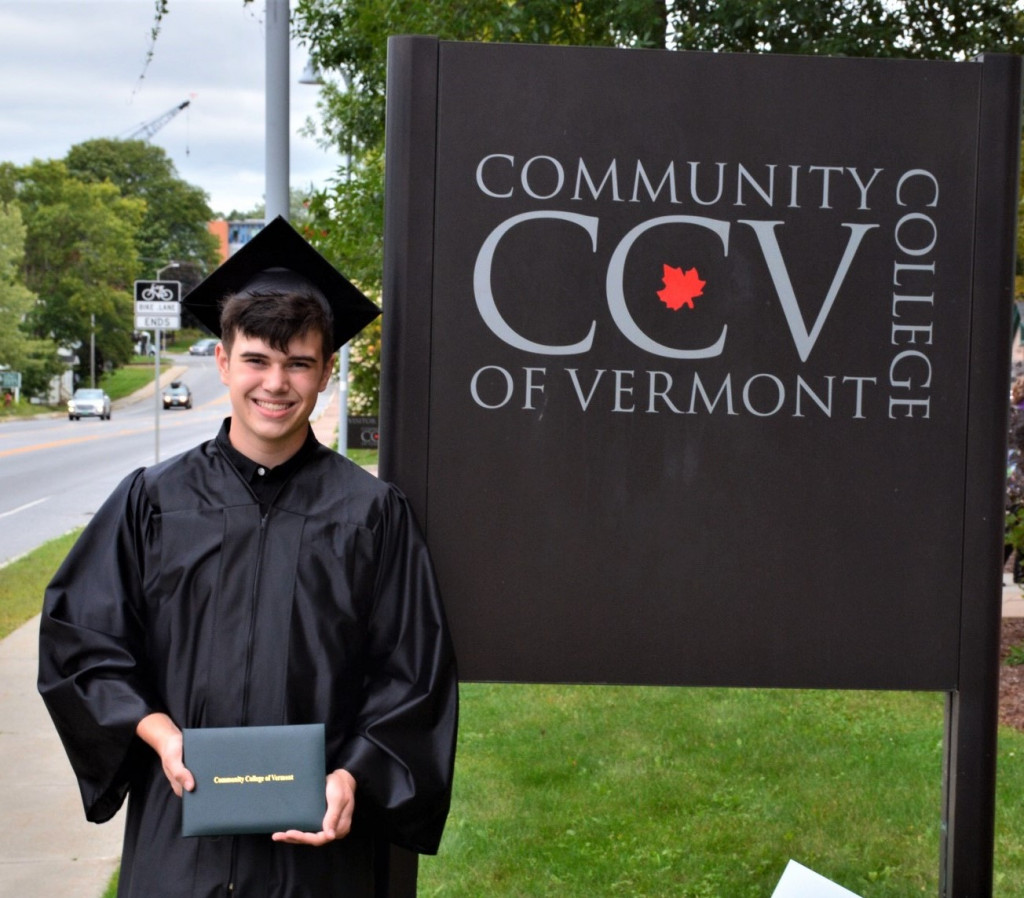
[38,218,458,897]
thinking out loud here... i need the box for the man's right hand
[136,712,195,796]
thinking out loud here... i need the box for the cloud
[0,0,340,214]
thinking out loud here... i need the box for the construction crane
[126,98,191,142]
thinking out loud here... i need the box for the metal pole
[90,314,96,388]
[266,0,290,222]
[337,343,349,456]
[938,53,1022,897]
[154,327,161,463]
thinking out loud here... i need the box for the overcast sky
[0,0,341,216]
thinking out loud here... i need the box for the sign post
[134,280,182,462]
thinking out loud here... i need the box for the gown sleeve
[335,487,458,855]
[37,469,161,824]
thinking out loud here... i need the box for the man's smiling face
[216,330,334,466]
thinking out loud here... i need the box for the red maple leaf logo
[657,264,705,311]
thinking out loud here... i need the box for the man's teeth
[255,399,290,410]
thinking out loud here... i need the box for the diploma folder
[182,724,326,837]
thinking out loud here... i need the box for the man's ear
[320,353,337,391]
[215,342,231,385]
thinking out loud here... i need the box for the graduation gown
[37,423,458,898]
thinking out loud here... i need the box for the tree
[65,138,220,279]
[669,0,1024,57]
[0,199,66,399]
[0,203,35,370]
[12,159,145,383]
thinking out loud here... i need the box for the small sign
[0,371,21,390]
[348,415,380,449]
[134,280,182,331]
[136,314,181,330]
[134,280,182,305]
[136,300,181,314]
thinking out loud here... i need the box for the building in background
[207,220,266,263]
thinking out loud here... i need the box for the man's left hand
[271,768,357,846]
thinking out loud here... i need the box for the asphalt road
[0,353,229,568]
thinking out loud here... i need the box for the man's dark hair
[220,291,334,362]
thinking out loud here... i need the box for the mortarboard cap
[183,216,380,351]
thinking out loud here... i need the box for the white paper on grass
[771,860,864,898]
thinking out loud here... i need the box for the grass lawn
[0,530,81,639]
[423,683,1024,897]
[418,685,968,897]
[8,538,1024,897]
[99,364,159,401]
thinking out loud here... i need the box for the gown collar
[214,419,320,509]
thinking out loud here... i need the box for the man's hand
[272,768,356,846]
[136,712,195,797]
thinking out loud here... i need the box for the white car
[68,388,112,421]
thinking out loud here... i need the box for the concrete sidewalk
[310,377,341,447]
[0,616,123,898]
[1004,572,1024,616]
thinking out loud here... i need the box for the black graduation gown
[37,425,458,898]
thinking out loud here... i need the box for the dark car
[162,381,193,410]
[189,338,219,356]
[68,388,111,421]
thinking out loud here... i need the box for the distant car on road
[68,388,111,421]
[162,381,193,410]
[189,338,219,356]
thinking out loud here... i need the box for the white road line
[0,497,49,519]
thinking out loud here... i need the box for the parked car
[68,388,111,421]
[162,381,193,410]
[189,338,219,356]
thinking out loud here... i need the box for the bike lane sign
[134,280,181,329]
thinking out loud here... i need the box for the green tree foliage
[12,159,145,383]
[65,138,220,278]
[225,185,317,223]
[0,201,63,398]
[671,0,1024,57]
[346,315,381,415]
[0,183,66,398]
[0,204,35,370]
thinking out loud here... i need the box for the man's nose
[263,365,288,391]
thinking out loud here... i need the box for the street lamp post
[266,0,290,222]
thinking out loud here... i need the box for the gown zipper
[231,512,269,895]
[239,512,270,725]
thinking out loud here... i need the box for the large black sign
[383,40,1018,694]
[380,39,1020,897]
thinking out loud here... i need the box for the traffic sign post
[134,280,182,463]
